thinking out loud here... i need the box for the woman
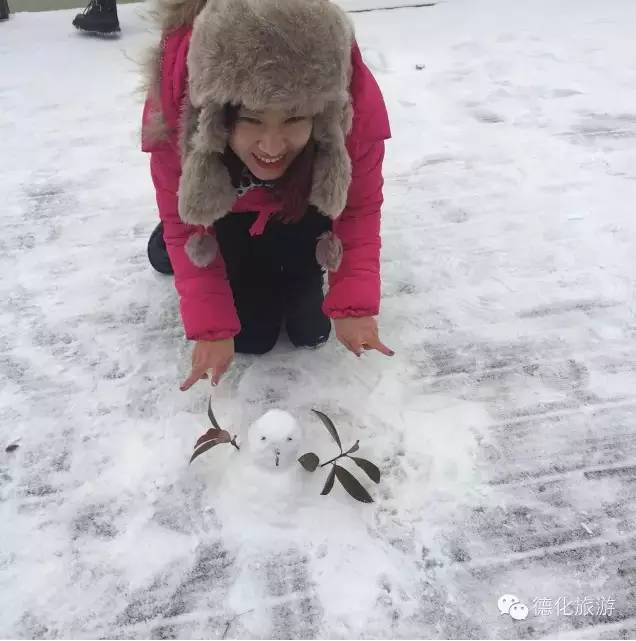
[142,0,393,392]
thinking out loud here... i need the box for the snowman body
[215,409,309,524]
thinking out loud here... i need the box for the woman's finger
[180,364,206,392]
[367,338,395,357]
[348,339,364,357]
[210,358,233,386]
[338,336,361,356]
[209,365,223,386]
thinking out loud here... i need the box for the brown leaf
[5,443,19,453]
[321,465,336,495]
[190,437,230,464]
[334,465,373,503]
[298,452,319,472]
[194,428,231,450]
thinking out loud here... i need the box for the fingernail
[389,350,395,356]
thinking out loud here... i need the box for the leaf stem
[319,440,360,467]
[320,452,347,467]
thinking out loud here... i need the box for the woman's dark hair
[222,103,316,223]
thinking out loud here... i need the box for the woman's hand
[180,339,235,391]
[333,317,394,357]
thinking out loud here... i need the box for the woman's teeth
[254,153,284,164]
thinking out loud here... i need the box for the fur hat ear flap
[310,102,353,218]
[192,101,227,153]
[178,102,235,227]
[178,151,235,227]
[310,144,351,219]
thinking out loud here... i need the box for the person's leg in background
[0,0,10,21]
[73,0,120,34]
[272,208,332,349]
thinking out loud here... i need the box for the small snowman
[213,409,310,523]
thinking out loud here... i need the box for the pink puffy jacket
[142,26,391,341]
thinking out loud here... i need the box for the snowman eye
[260,436,266,441]
[287,437,293,441]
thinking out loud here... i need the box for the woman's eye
[285,116,308,124]
[260,436,267,441]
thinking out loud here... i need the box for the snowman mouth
[275,448,280,467]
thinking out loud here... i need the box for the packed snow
[2,0,636,638]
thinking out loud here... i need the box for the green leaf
[312,409,342,452]
[321,465,336,495]
[350,457,381,484]
[334,465,373,503]
[346,440,360,454]
[207,397,222,430]
[298,452,319,472]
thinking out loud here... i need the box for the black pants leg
[214,209,332,353]
[214,214,283,355]
[270,208,332,348]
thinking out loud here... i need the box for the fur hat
[147,0,355,230]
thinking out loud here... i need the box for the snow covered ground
[2,0,636,638]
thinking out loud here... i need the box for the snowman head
[247,409,303,470]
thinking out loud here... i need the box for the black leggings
[214,208,332,354]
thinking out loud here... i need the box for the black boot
[0,0,10,21]
[147,222,174,275]
[72,0,120,34]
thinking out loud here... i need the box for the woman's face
[228,107,313,180]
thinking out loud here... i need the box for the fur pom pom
[185,231,218,267]
[315,231,343,272]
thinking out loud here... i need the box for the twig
[222,608,255,639]
[320,440,359,467]
[348,2,436,14]
[119,47,139,65]
[320,453,344,468]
